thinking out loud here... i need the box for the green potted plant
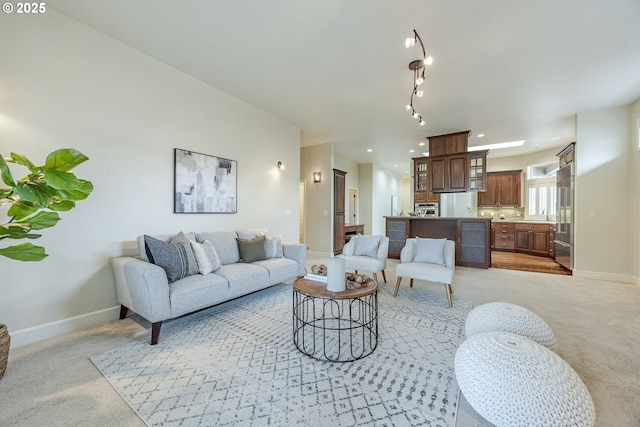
[0,148,94,379]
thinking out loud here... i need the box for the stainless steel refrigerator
[555,163,574,270]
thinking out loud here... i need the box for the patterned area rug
[92,283,472,426]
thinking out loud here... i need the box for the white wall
[372,166,401,235]
[0,11,301,346]
[300,143,332,256]
[575,106,632,282]
[631,99,640,285]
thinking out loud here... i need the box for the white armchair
[337,234,389,284]
[394,237,455,307]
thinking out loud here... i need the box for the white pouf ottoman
[455,332,596,427]
[465,302,557,350]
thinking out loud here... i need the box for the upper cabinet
[413,157,440,203]
[423,130,487,193]
[557,142,575,168]
[477,170,522,207]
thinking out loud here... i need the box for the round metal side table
[292,276,378,362]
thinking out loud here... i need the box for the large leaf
[0,242,47,261]
[44,149,89,172]
[7,201,38,220]
[0,155,15,187]
[48,200,75,211]
[17,211,60,230]
[53,187,93,201]
[9,152,37,172]
[44,170,94,194]
[15,182,52,207]
[0,222,31,239]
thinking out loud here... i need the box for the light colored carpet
[91,283,472,426]
[1,258,639,426]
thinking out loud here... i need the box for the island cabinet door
[456,219,491,268]
[386,218,410,258]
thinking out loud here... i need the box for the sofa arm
[111,257,172,323]
[282,243,307,276]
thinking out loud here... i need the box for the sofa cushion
[196,231,240,265]
[143,235,197,283]
[253,257,299,285]
[354,235,381,257]
[190,240,221,274]
[414,237,446,265]
[168,272,230,318]
[237,235,267,262]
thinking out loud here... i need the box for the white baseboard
[9,306,121,348]
[572,269,633,284]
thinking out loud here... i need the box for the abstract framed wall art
[174,148,237,213]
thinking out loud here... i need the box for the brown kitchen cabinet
[493,222,515,251]
[557,142,575,168]
[428,151,487,193]
[514,223,551,256]
[478,170,522,207]
[333,169,347,255]
[413,157,440,203]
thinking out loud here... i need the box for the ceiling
[51,0,640,177]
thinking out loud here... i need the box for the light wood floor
[491,250,572,275]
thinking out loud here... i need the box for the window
[527,181,556,220]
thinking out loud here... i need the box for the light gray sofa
[111,230,306,344]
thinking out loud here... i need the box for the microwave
[415,202,439,217]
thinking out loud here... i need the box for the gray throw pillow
[354,235,381,257]
[237,235,267,262]
[170,232,199,277]
[144,235,195,283]
[264,236,283,258]
[190,240,221,274]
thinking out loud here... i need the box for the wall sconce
[313,172,321,183]
[276,161,285,170]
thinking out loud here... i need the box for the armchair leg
[381,270,387,284]
[445,284,453,308]
[373,272,378,284]
[151,322,162,345]
[410,278,414,288]
[394,277,402,297]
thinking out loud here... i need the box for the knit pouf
[455,332,595,427]
[465,302,557,350]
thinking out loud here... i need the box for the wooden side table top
[294,276,377,299]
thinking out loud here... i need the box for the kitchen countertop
[385,216,555,224]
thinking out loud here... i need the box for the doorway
[348,188,358,225]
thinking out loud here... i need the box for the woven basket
[0,323,9,380]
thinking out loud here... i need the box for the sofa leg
[394,277,402,297]
[151,322,162,345]
[410,278,414,288]
[381,270,387,284]
[445,284,453,308]
[119,305,129,320]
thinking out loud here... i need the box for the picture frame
[174,148,237,213]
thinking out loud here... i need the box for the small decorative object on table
[346,273,371,289]
[327,257,346,292]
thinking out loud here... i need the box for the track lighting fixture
[404,29,433,127]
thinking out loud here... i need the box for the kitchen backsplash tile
[477,206,525,221]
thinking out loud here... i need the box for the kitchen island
[385,216,492,268]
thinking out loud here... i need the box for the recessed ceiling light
[409,149,415,153]
[394,164,399,167]
[469,140,525,151]
[418,142,425,146]
[367,149,373,152]
[551,136,560,140]
[477,133,485,138]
